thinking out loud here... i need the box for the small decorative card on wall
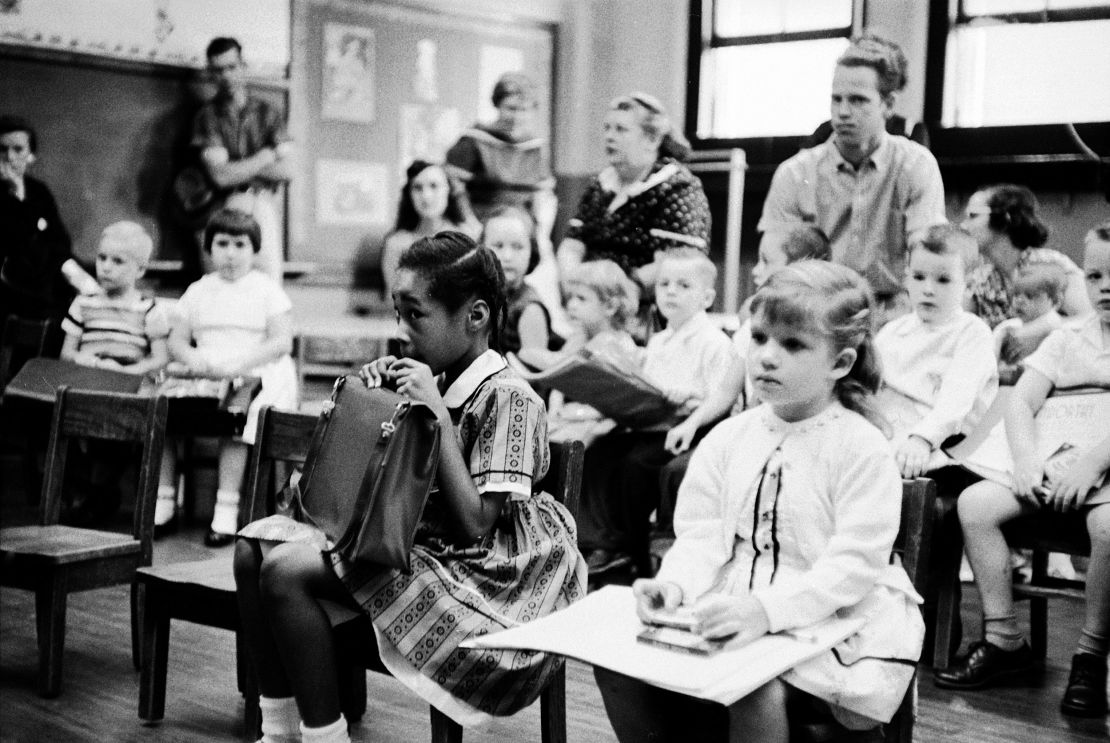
[321,22,376,123]
[315,159,389,227]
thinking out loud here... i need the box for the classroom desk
[2,357,261,438]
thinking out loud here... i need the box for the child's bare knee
[1087,504,1110,547]
[259,543,315,602]
[957,481,1013,526]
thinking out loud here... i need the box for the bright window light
[943,19,1110,126]
[964,0,1110,15]
[713,0,852,37]
[698,38,849,139]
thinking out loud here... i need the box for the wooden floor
[2,502,1108,742]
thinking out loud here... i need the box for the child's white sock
[258,695,300,743]
[154,485,177,526]
[210,488,240,535]
[299,715,350,743]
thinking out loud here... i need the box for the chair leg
[131,581,142,671]
[138,584,170,722]
[430,705,463,743]
[1030,596,1048,661]
[540,665,567,743]
[34,577,68,698]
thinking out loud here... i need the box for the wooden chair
[0,314,55,390]
[1003,511,1089,660]
[137,406,318,733]
[0,387,168,697]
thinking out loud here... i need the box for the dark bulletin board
[0,46,286,274]
[288,0,555,290]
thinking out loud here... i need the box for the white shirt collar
[655,310,711,344]
[831,130,891,173]
[597,161,680,213]
[441,349,506,408]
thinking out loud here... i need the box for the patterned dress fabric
[240,354,587,723]
[565,157,711,275]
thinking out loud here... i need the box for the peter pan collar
[654,310,712,345]
[598,160,680,213]
[761,401,846,435]
[441,349,506,409]
[1074,312,1109,351]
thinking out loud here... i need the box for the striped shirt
[62,293,169,365]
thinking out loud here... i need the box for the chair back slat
[0,315,54,389]
[38,387,168,565]
[542,440,584,519]
[242,406,319,526]
[895,478,936,597]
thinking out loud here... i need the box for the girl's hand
[1012,460,1044,506]
[386,358,447,417]
[691,594,770,643]
[664,420,698,455]
[1048,457,1104,512]
[97,357,124,371]
[663,387,692,407]
[895,436,932,479]
[359,356,398,388]
[632,579,683,622]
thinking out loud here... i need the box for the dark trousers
[577,430,671,571]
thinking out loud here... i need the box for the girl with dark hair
[167,207,297,546]
[556,91,711,290]
[235,231,586,743]
[962,183,1091,329]
[379,161,479,297]
[596,261,922,743]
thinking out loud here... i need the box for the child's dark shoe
[204,529,235,548]
[933,640,1036,690]
[586,549,632,576]
[153,515,179,540]
[1060,653,1108,718]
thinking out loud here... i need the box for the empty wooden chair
[0,386,167,697]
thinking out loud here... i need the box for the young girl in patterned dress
[234,231,587,743]
[596,262,923,742]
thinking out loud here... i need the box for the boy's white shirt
[641,310,737,401]
[875,308,998,448]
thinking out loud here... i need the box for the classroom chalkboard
[288,0,555,292]
[0,45,286,277]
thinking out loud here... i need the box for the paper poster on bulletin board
[322,23,376,123]
[288,0,554,287]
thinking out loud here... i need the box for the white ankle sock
[300,715,349,743]
[210,489,240,534]
[154,485,177,526]
[258,695,300,743]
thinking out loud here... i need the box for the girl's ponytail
[836,330,889,436]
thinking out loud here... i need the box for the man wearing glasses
[190,36,293,281]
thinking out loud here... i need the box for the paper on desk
[461,585,863,706]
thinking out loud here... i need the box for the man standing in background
[192,36,293,281]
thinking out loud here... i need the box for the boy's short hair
[910,223,978,273]
[100,221,154,268]
[0,115,37,152]
[1012,262,1067,307]
[836,33,908,98]
[206,36,242,60]
[781,225,831,263]
[204,208,262,253]
[658,246,717,288]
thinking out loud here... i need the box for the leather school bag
[296,376,441,572]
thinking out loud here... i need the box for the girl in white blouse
[596,261,923,742]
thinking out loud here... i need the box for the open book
[462,585,863,705]
[506,351,678,428]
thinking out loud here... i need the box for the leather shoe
[586,549,632,576]
[153,515,179,540]
[933,640,1036,690]
[1060,653,1108,717]
[204,530,235,548]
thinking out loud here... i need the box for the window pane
[943,19,1110,126]
[714,0,852,37]
[698,38,849,138]
[964,0,1110,15]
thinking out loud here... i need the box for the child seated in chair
[578,247,736,577]
[993,262,1066,384]
[58,221,170,524]
[524,259,640,448]
[875,224,999,479]
[934,220,1110,718]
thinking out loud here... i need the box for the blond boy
[61,221,169,375]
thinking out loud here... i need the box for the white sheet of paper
[461,585,864,706]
